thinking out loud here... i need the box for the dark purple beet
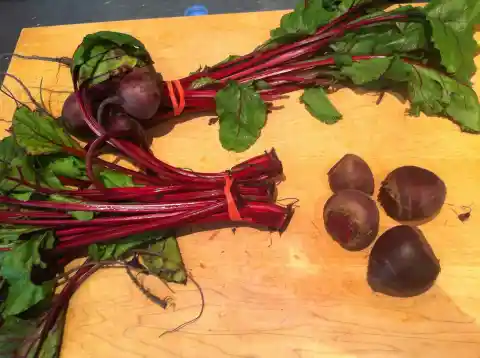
[378,166,446,222]
[103,112,149,148]
[367,225,440,297]
[118,66,162,120]
[328,154,374,195]
[59,93,94,140]
[323,189,380,251]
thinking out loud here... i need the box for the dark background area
[0,0,299,76]
[0,0,417,77]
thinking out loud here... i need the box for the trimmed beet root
[378,166,446,222]
[59,93,94,140]
[118,66,162,120]
[328,154,375,195]
[367,225,440,297]
[323,189,380,251]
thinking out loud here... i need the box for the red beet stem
[55,200,292,249]
[138,12,411,128]
[62,183,272,202]
[0,210,72,219]
[55,201,227,250]
[0,196,221,214]
[85,133,109,189]
[184,13,407,85]
[32,264,99,358]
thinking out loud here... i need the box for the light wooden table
[2,10,480,358]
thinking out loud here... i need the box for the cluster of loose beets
[323,154,445,297]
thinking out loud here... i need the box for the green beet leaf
[381,57,480,132]
[142,237,187,284]
[72,31,152,86]
[0,231,55,283]
[9,192,33,201]
[0,226,42,248]
[340,57,392,85]
[12,107,81,155]
[99,170,135,188]
[300,87,342,124]
[382,56,413,82]
[270,0,373,40]
[0,136,23,177]
[330,12,429,56]
[32,155,80,191]
[88,243,115,262]
[0,231,56,317]
[424,0,480,82]
[215,81,267,152]
[0,316,37,357]
[252,80,271,90]
[88,231,164,261]
[407,65,480,132]
[189,77,220,90]
[43,155,89,181]
[40,155,134,188]
[0,135,37,195]
[0,309,64,358]
[215,55,241,67]
[35,165,64,191]
[0,155,36,193]
[49,194,94,221]
[2,279,54,318]
[35,154,135,190]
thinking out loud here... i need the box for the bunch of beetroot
[0,105,294,358]
[60,0,480,154]
[0,104,294,252]
[0,148,292,254]
[323,154,445,297]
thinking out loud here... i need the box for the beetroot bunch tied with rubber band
[0,109,294,254]
[62,0,480,153]
[0,103,294,357]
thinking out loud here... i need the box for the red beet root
[60,93,94,140]
[323,189,379,251]
[103,111,149,149]
[367,225,440,297]
[378,166,446,222]
[118,66,162,120]
[328,154,375,195]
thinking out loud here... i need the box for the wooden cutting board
[2,10,480,358]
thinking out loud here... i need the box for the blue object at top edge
[184,5,209,16]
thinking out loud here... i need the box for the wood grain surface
[1,10,480,358]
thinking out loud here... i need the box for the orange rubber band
[166,81,178,114]
[224,175,242,221]
[166,80,186,116]
[173,80,185,115]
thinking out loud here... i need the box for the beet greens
[66,0,480,153]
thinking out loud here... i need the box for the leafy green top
[13,107,81,155]
[72,31,153,86]
[424,0,480,82]
[215,81,267,152]
[270,0,372,40]
[212,0,480,152]
[300,88,342,124]
[334,56,480,132]
[0,231,55,317]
